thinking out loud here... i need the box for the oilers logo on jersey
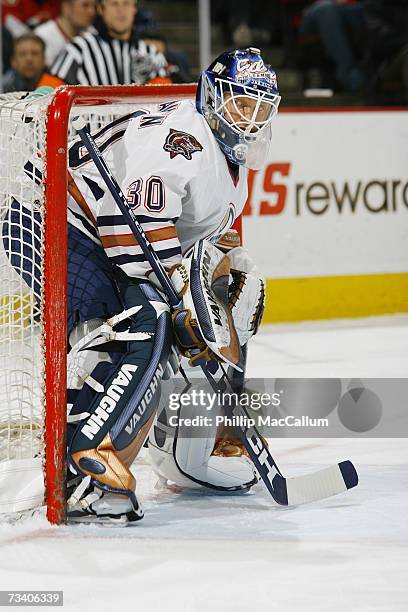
[163,129,203,160]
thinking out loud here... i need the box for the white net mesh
[0,93,147,467]
[0,87,194,516]
[0,93,47,465]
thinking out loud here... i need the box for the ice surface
[248,314,408,378]
[0,315,407,611]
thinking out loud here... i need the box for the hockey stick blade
[273,460,358,506]
[221,393,358,506]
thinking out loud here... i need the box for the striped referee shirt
[50,25,168,86]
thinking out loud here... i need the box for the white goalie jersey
[68,100,248,277]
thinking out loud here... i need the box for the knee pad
[67,282,178,501]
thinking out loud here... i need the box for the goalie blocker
[170,238,265,370]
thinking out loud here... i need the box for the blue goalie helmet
[196,47,281,170]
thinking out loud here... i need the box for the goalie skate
[66,477,144,526]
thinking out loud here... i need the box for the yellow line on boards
[2,274,408,327]
[263,273,408,322]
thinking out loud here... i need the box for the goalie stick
[72,117,359,506]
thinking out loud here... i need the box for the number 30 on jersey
[126,176,165,212]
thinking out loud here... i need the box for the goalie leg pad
[149,399,257,492]
[67,280,176,501]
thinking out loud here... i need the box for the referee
[50,0,170,86]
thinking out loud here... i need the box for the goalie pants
[2,201,123,335]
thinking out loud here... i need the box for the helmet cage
[200,72,281,170]
[214,77,280,139]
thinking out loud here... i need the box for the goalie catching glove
[170,239,265,370]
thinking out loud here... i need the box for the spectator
[1,0,59,37]
[1,34,47,92]
[35,0,97,67]
[298,0,367,92]
[362,0,408,104]
[134,5,155,35]
[50,0,170,86]
[212,0,279,47]
[142,33,193,83]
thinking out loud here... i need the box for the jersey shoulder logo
[163,129,203,160]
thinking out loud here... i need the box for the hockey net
[0,84,197,524]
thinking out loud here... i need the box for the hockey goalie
[6,48,281,524]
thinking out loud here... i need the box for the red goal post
[45,84,197,524]
[0,84,243,525]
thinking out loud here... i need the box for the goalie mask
[196,48,281,170]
